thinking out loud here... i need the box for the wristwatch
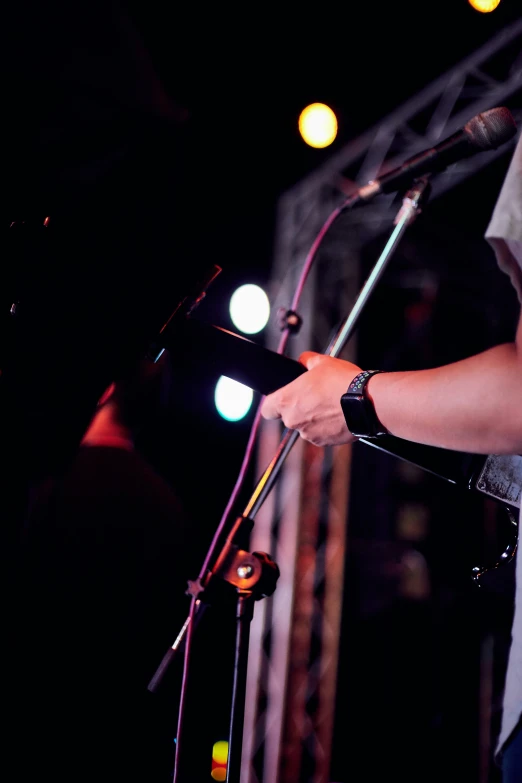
[340,370,388,438]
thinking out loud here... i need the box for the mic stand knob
[190,548,280,603]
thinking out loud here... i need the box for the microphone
[345,106,517,208]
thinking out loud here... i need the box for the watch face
[341,392,386,438]
[341,393,369,437]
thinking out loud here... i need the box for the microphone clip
[393,175,432,226]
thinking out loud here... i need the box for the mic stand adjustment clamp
[187,546,280,605]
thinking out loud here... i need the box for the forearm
[261,318,522,452]
[368,341,522,455]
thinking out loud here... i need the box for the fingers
[298,351,325,369]
[260,391,281,420]
[262,352,324,420]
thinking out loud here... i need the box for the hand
[260,351,362,447]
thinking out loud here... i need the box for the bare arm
[261,309,522,455]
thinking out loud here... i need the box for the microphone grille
[465,107,517,151]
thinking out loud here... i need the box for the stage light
[468,0,501,11]
[298,102,338,149]
[229,283,270,334]
[211,740,228,781]
[214,376,253,421]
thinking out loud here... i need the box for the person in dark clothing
[2,4,220,781]
[12,353,214,783]
[2,0,209,486]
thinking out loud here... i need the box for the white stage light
[214,375,254,421]
[229,284,270,335]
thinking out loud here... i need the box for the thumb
[298,351,325,370]
[260,392,281,421]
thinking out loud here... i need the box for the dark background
[4,2,522,781]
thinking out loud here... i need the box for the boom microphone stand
[149,177,432,782]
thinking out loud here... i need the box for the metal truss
[267,18,522,335]
[241,19,522,783]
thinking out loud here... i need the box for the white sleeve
[485,132,522,302]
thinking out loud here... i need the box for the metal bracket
[472,454,522,511]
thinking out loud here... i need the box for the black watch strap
[340,370,388,438]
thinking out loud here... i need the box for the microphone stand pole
[245,177,432,517]
[152,177,432,783]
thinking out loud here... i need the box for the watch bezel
[340,370,387,438]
